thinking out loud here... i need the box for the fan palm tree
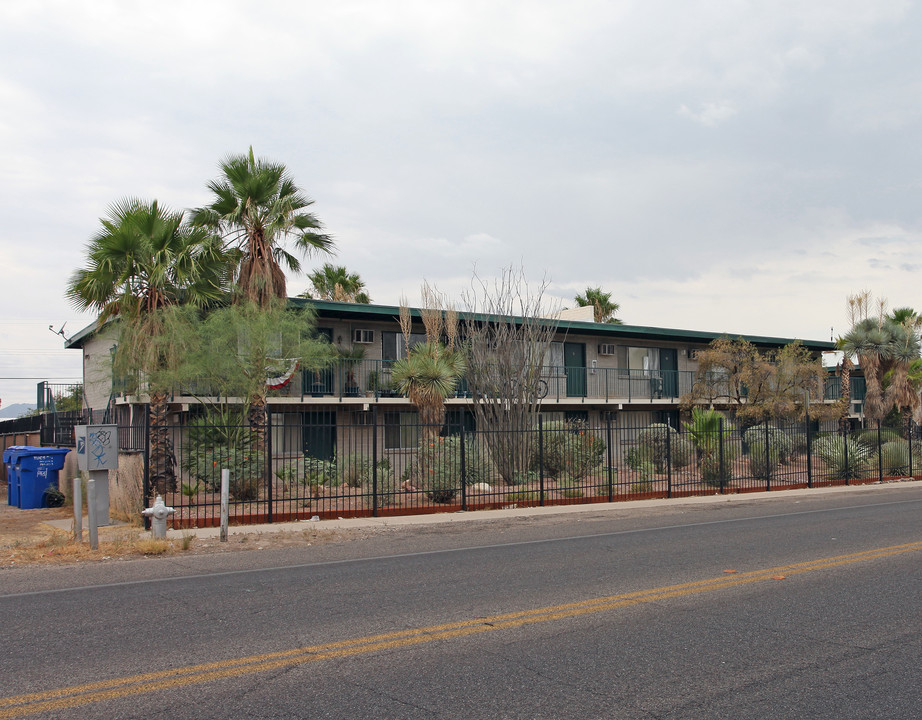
[839,317,921,424]
[191,147,334,308]
[67,198,227,493]
[575,287,622,324]
[300,263,371,303]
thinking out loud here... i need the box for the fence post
[805,411,813,489]
[142,404,151,531]
[459,421,468,511]
[371,406,379,517]
[719,417,727,494]
[606,413,613,502]
[909,421,915,479]
[538,414,545,507]
[764,420,771,492]
[844,429,850,486]
[666,422,673,499]
[266,405,273,524]
[877,419,883,483]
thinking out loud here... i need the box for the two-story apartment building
[66,299,838,462]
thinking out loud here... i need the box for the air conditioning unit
[598,344,616,356]
[353,329,374,344]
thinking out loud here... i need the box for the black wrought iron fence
[132,410,921,529]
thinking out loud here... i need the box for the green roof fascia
[292,298,836,352]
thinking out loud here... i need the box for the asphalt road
[2,485,921,719]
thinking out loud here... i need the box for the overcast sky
[2,0,921,407]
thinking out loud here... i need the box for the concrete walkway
[44,481,915,541]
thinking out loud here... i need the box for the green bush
[409,436,488,503]
[533,420,605,480]
[336,453,372,488]
[877,440,922,476]
[743,425,795,481]
[181,412,263,501]
[743,425,795,463]
[683,409,736,487]
[856,428,902,448]
[634,424,693,471]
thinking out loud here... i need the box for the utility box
[2,446,70,509]
[75,425,119,471]
[75,425,118,525]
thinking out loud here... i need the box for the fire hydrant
[142,495,176,538]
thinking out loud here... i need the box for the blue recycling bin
[2,446,70,509]
[3,448,21,507]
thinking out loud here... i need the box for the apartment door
[660,348,678,398]
[564,342,587,397]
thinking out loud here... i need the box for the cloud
[678,101,738,126]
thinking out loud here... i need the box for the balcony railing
[113,360,863,405]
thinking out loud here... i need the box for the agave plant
[812,435,872,481]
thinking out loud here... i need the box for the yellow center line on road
[2,540,921,719]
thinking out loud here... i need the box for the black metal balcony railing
[107,360,862,405]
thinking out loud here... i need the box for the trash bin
[3,446,71,509]
[3,448,22,507]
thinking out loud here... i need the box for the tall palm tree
[575,287,622,324]
[67,198,226,493]
[300,263,371,303]
[191,147,334,308]
[839,317,921,425]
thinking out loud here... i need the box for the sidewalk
[43,481,914,541]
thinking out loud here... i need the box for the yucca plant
[812,435,872,480]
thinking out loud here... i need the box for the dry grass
[1,527,197,566]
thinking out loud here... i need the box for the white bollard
[86,478,98,550]
[220,469,230,543]
[141,496,176,539]
[73,476,82,542]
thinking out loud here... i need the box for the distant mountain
[0,403,36,419]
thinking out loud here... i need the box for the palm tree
[839,316,921,425]
[391,341,466,436]
[191,147,334,308]
[300,263,371,303]
[575,287,622,324]
[67,198,226,493]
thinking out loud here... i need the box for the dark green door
[302,411,336,461]
[660,348,678,398]
[564,342,586,397]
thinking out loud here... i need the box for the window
[384,411,420,449]
[353,329,374,344]
[543,342,564,372]
[382,331,427,366]
[627,347,659,376]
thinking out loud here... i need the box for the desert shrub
[635,424,694,471]
[336,453,372,488]
[408,436,487,503]
[856,428,902,448]
[877,440,922,476]
[812,435,872,480]
[744,425,795,463]
[303,456,336,487]
[532,420,605,480]
[684,409,736,487]
[182,412,263,501]
[743,425,795,481]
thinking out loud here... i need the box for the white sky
[2,0,921,406]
